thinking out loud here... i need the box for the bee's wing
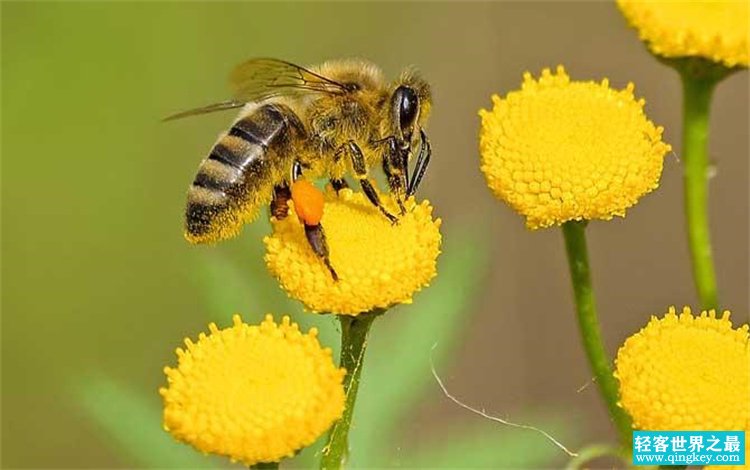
[163,59,348,122]
[162,100,248,122]
[229,58,350,101]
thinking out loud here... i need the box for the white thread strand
[430,344,578,458]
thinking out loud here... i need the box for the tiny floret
[617,0,749,68]
[615,306,750,431]
[160,314,346,466]
[264,187,441,315]
[479,66,671,229]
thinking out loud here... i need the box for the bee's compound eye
[395,86,419,132]
[291,180,324,226]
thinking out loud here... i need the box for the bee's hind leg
[288,162,338,281]
[344,140,398,224]
[304,223,338,281]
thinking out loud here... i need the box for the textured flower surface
[265,187,441,315]
[618,0,749,68]
[615,306,750,431]
[479,66,671,229]
[160,314,345,466]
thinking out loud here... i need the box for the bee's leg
[330,178,349,193]
[330,147,349,194]
[270,184,292,219]
[399,140,410,195]
[380,137,407,214]
[345,140,398,224]
[407,129,431,197]
[289,160,338,280]
[304,223,338,281]
[383,165,406,215]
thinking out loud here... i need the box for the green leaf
[348,228,489,466]
[71,374,226,468]
[396,416,576,468]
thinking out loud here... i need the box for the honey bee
[166,58,432,279]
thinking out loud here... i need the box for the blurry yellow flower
[264,187,441,315]
[615,306,750,431]
[617,0,749,68]
[160,314,345,466]
[479,66,671,229]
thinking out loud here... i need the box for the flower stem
[320,309,382,470]
[679,68,721,311]
[561,221,632,449]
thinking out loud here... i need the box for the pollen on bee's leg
[291,180,324,226]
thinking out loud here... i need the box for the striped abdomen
[185,103,300,243]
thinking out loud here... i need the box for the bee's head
[390,70,431,146]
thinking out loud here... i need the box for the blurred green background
[2,2,747,469]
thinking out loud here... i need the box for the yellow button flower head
[479,66,671,229]
[264,187,441,315]
[615,306,750,431]
[160,314,346,466]
[617,0,749,68]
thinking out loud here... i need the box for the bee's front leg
[406,129,431,197]
[381,136,408,215]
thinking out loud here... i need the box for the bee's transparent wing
[229,58,349,101]
[162,100,247,122]
[163,58,347,122]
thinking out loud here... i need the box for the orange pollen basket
[291,180,325,225]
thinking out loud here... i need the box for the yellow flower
[264,187,441,315]
[479,66,671,229]
[617,0,749,68]
[160,314,346,466]
[615,306,750,431]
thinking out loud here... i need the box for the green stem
[562,221,632,449]
[680,69,721,311]
[320,310,382,470]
